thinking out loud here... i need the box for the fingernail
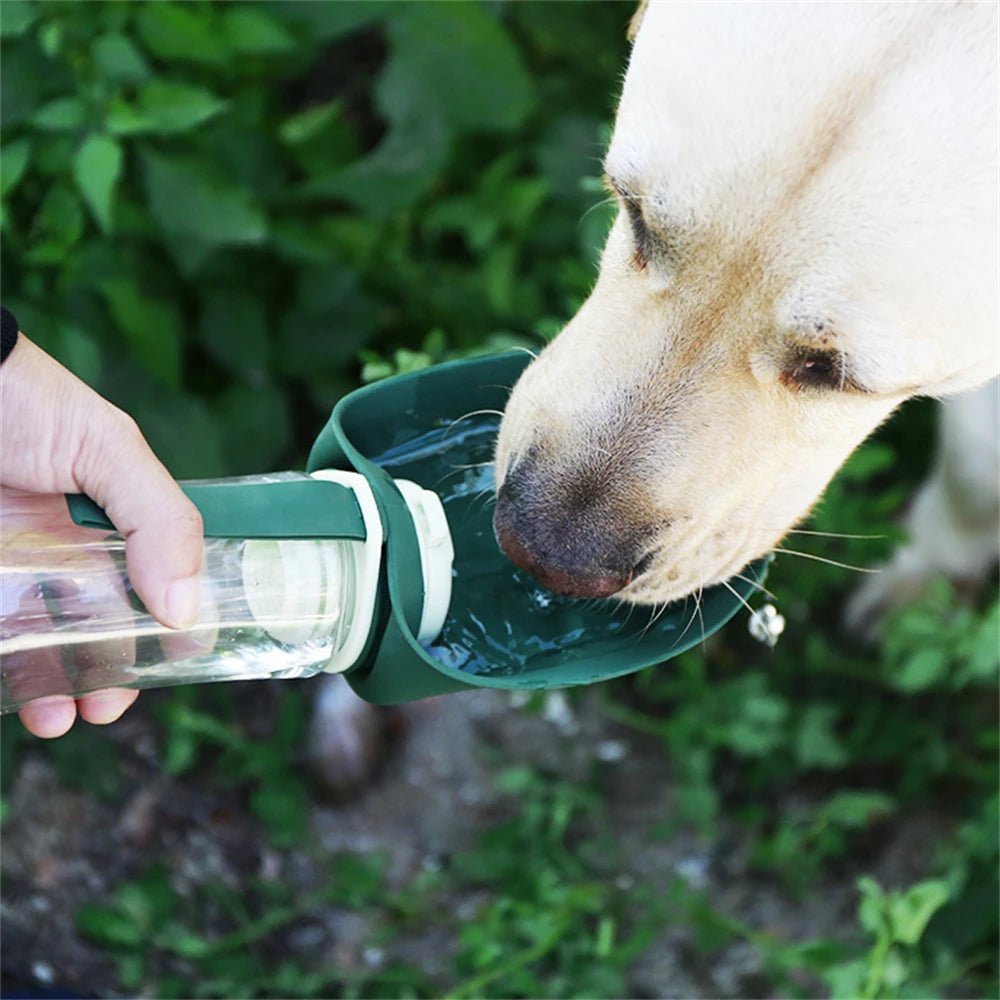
[165,575,201,629]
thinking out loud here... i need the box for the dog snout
[493,461,650,600]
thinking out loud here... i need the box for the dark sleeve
[1,306,18,364]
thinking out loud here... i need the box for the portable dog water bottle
[0,472,452,713]
[0,353,767,713]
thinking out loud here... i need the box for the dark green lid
[308,352,768,705]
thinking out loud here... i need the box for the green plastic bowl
[308,352,768,705]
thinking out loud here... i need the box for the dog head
[494,3,998,604]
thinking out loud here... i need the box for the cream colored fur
[495,1,999,607]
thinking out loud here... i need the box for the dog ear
[627,0,648,42]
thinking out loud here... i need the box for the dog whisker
[577,194,619,231]
[695,587,707,651]
[639,601,670,639]
[720,579,758,620]
[732,573,779,603]
[444,409,505,439]
[509,345,539,361]
[673,591,702,647]
[787,528,887,541]
[620,599,638,629]
[446,460,495,471]
[774,547,881,574]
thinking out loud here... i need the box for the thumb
[74,406,204,629]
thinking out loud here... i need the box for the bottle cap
[393,479,455,644]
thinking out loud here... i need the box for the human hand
[0,331,204,737]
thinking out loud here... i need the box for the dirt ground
[0,679,944,999]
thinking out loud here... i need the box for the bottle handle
[65,478,368,540]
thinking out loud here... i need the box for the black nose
[493,461,647,600]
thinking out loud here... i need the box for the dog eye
[622,197,653,270]
[782,351,849,391]
[605,174,653,270]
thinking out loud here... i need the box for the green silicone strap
[66,479,367,540]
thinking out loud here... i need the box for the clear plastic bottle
[0,472,453,713]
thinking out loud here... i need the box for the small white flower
[748,603,786,647]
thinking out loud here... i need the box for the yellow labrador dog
[493,1,999,618]
[312,2,998,792]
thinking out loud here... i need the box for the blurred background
[1,2,996,997]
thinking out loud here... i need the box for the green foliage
[882,579,1000,692]
[1,0,621,476]
[446,766,653,1000]
[75,854,424,999]
[823,877,952,999]
[153,685,311,847]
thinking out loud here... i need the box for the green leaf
[857,876,888,936]
[136,80,227,133]
[32,96,87,131]
[161,929,210,959]
[115,953,145,991]
[262,0,387,42]
[38,19,62,58]
[724,687,789,757]
[109,81,227,135]
[91,32,150,83]
[142,150,267,250]
[820,791,895,830]
[77,903,144,948]
[1,38,63,128]
[889,880,950,945]
[1,138,32,199]
[102,98,147,136]
[221,7,296,55]
[73,133,123,232]
[99,279,183,388]
[161,724,199,776]
[841,442,896,481]
[302,108,449,215]
[0,0,38,38]
[303,3,533,215]
[251,776,308,847]
[824,958,869,1000]
[382,3,534,132]
[117,866,176,928]
[26,183,84,264]
[136,4,227,66]
[960,600,1000,684]
[891,647,949,692]
[495,766,538,795]
[279,100,342,146]
[795,704,848,769]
